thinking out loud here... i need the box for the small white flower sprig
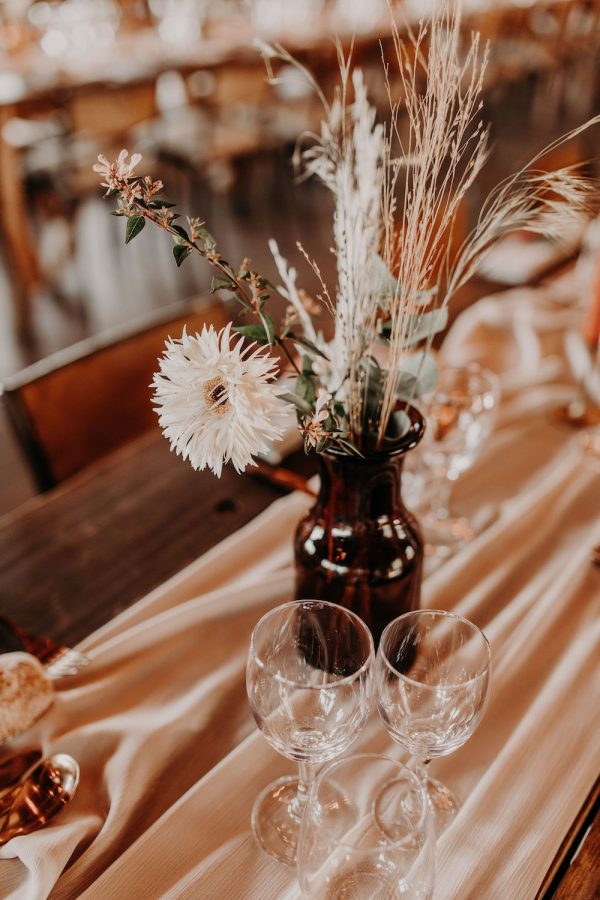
[94,150,358,473]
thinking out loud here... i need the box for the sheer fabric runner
[1,278,599,900]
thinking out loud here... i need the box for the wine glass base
[424,776,460,837]
[252,774,349,866]
[422,514,475,566]
[251,775,303,865]
[371,768,457,838]
[373,772,432,842]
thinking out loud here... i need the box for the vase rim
[321,404,425,463]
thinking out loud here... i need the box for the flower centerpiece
[95,6,598,642]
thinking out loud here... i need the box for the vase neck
[316,452,410,520]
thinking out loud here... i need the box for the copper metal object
[0,754,79,845]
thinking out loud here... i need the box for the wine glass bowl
[376,610,491,833]
[425,366,498,474]
[421,363,500,559]
[246,600,374,864]
[297,754,435,899]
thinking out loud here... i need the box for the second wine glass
[376,609,491,835]
[247,599,374,864]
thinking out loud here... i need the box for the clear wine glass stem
[289,760,317,822]
[573,334,600,417]
[408,756,430,776]
[591,335,600,400]
[413,757,460,837]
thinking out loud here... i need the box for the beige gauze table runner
[1,277,599,900]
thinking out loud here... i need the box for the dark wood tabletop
[0,409,596,899]
[0,428,315,647]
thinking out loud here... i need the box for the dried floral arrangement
[95,4,598,476]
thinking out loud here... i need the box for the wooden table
[0,429,315,647]
[0,424,597,898]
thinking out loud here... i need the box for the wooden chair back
[1,299,227,491]
[67,81,158,140]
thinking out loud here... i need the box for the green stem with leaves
[121,193,305,369]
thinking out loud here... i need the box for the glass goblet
[421,363,500,560]
[246,599,374,865]
[298,753,435,899]
[376,610,491,835]
[578,335,600,467]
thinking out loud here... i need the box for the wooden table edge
[536,775,600,899]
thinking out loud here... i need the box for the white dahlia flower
[152,323,287,477]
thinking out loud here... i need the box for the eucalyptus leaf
[232,324,269,342]
[358,356,384,398]
[336,438,364,457]
[288,333,329,360]
[358,356,385,426]
[277,391,313,416]
[258,312,275,345]
[301,354,315,376]
[371,254,399,304]
[358,355,382,381]
[395,352,439,401]
[125,216,145,243]
[405,307,448,346]
[386,409,411,439]
[295,372,317,406]
[371,258,436,309]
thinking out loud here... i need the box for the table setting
[1,4,600,899]
[0,261,599,897]
[1,297,598,897]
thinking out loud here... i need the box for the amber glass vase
[294,406,425,648]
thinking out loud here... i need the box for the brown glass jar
[294,406,425,647]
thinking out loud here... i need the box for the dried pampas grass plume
[261,3,600,447]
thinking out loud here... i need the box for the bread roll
[0,653,54,744]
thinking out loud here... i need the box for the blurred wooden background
[0,0,599,515]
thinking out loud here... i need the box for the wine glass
[578,334,600,467]
[376,610,491,835]
[298,754,435,899]
[421,363,500,560]
[246,599,374,865]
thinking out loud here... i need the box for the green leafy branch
[108,180,305,376]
